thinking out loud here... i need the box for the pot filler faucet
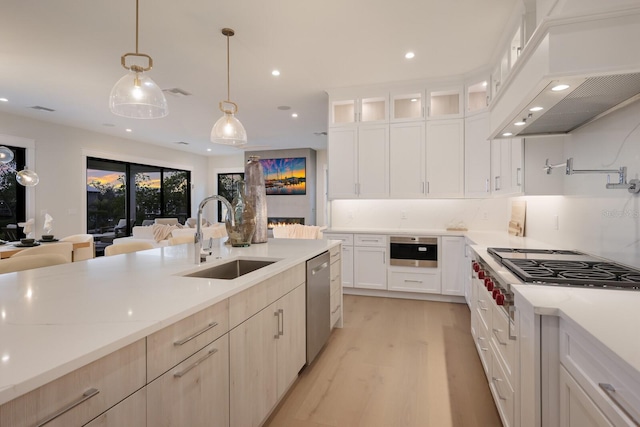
[195,195,235,264]
[544,157,640,193]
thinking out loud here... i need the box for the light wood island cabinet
[0,340,146,427]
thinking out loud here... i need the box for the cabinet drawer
[491,305,515,383]
[325,233,354,246]
[84,388,146,427]
[475,318,491,377]
[476,283,492,331]
[490,345,515,427]
[147,334,230,427]
[0,340,146,427]
[329,244,341,262]
[560,319,640,426]
[330,265,341,295]
[354,234,386,247]
[147,299,229,381]
[330,291,342,329]
[388,269,441,293]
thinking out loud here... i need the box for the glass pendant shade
[16,168,39,187]
[0,146,14,164]
[109,70,168,119]
[211,111,247,146]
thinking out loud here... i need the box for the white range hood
[490,5,640,139]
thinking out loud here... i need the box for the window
[0,146,27,241]
[86,158,191,239]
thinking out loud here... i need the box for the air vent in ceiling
[174,141,189,145]
[163,88,192,97]
[29,105,55,112]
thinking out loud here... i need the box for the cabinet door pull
[599,383,640,425]
[495,176,500,191]
[173,322,218,346]
[274,311,280,339]
[516,167,522,186]
[404,279,423,283]
[492,377,508,401]
[278,308,284,336]
[173,348,218,378]
[485,178,489,193]
[477,336,489,352]
[331,304,342,315]
[492,328,507,345]
[36,388,100,427]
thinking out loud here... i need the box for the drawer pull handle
[492,328,507,346]
[492,377,508,401]
[37,388,99,426]
[174,322,219,346]
[599,383,640,426]
[360,239,379,242]
[404,279,423,283]
[174,348,218,378]
[331,304,342,315]
[478,301,488,311]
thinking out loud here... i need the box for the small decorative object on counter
[245,155,268,243]
[225,180,256,247]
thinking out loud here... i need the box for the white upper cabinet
[390,122,425,198]
[391,91,424,122]
[465,113,492,198]
[427,86,463,119]
[329,93,388,127]
[426,119,464,198]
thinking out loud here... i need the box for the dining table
[0,240,91,261]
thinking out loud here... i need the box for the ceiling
[0,0,517,156]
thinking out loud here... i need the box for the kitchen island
[0,238,340,426]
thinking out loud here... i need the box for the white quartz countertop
[470,241,640,376]
[0,238,338,406]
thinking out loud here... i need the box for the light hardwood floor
[264,295,502,427]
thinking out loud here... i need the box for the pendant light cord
[226,32,230,102]
[135,0,139,54]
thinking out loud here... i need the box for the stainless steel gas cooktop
[487,247,640,290]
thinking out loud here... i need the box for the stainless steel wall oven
[389,236,438,268]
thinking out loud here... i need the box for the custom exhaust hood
[490,6,640,139]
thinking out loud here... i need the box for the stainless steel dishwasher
[306,251,331,365]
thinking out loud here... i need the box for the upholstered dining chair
[154,218,179,225]
[11,241,73,263]
[104,241,154,256]
[0,254,69,274]
[60,234,95,261]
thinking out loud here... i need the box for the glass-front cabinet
[329,94,388,126]
[467,80,489,114]
[391,91,424,122]
[427,86,463,118]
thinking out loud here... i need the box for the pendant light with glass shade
[0,146,39,187]
[211,28,247,146]
[109,0,168,119]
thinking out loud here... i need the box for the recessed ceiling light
[125,128,132,132]
[405,52,415,59]
[514,121,526,126]
[551,84,570,91]
[410,98,418,102]
[482,81,488,87]
[271,70,280,76]
[0,98,7,102]
[502,132,513,136]
[529,106,544,112]
[207,148,212,152]
[291,113,298,118]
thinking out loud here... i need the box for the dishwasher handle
[311,262,329,275]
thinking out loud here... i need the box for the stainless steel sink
[183,259,277,280]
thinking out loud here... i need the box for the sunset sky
[86,170,161,189]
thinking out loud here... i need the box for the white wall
[517,100,640,267]
[0,111,210,238]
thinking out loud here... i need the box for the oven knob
[487,281,494,291]
[483,277,490,287]
[472,262,480,272]
[493,289,501,299]
[478,270,485,279]
[496,294,505,305]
